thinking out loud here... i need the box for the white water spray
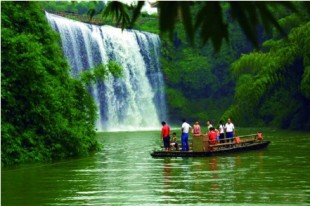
[46,12,167,131]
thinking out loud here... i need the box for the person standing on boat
[219,120,225,143]
[181,119,192,151]
[161,121,171,151]
[207,120,213,131]
[225,118,235,142]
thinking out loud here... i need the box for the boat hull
[151,140,270,158]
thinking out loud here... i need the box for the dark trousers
[181,133,189,151]
[163,136,170,149]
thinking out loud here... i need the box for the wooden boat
[151,133,270,158]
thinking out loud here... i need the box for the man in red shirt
[161,121,171,151]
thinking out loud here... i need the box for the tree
[223,14,310,129]
[1,2,100,165]
[99,1,310,52]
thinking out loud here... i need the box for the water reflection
[2,130,310,205]
[163,159,171,186]
[209,158,219,202]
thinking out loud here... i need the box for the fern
[224,16,310,128]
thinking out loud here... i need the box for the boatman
[161,121,171,151]
[181,119,192,151]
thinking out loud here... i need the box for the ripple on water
[2,130,310,206]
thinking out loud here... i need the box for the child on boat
[170,132,179,151]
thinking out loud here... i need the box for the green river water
[2,128,310,205]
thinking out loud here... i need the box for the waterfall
[45,12,167,131]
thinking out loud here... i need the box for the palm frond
[102,1,130,29]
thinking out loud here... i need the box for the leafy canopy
[1,2,101,165]
[223,19,310,129]
[99,1,310,52]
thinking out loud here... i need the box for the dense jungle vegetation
[2,1,309,166]
[1,2,101,165]
[158,2,310,129]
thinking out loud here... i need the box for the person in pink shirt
[192,120,201,136]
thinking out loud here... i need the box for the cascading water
[45,12,167,131]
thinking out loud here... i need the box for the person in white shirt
[207,120,213,131]
[225,118,235,142]
[219,120,225,143]
[181,119,192,151]
[206,120,213,135]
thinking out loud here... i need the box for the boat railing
[208,133,263,149]
[162,133,264,152]
[192,133,263,152]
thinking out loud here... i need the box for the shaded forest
[1,2,100,165]
[2,1,309,166]
[159,2,310,129]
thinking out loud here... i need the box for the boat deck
[151,140,270,158]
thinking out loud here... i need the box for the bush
[1,2,99,166]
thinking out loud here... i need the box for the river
[2,128,310,205]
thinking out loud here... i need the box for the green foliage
[102,1,130,28]
[40,1,104,15]
[166,88,187,111]
[301,66,310,98]
[80,61,123,86]
[195,2,227,51]
[132,15,159,34]
[159,4,252,124]
[161,38,235,123]
[225,17,310,129]
[1,2,100,166]
[40,1,108,25]
[100,1,303,52]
